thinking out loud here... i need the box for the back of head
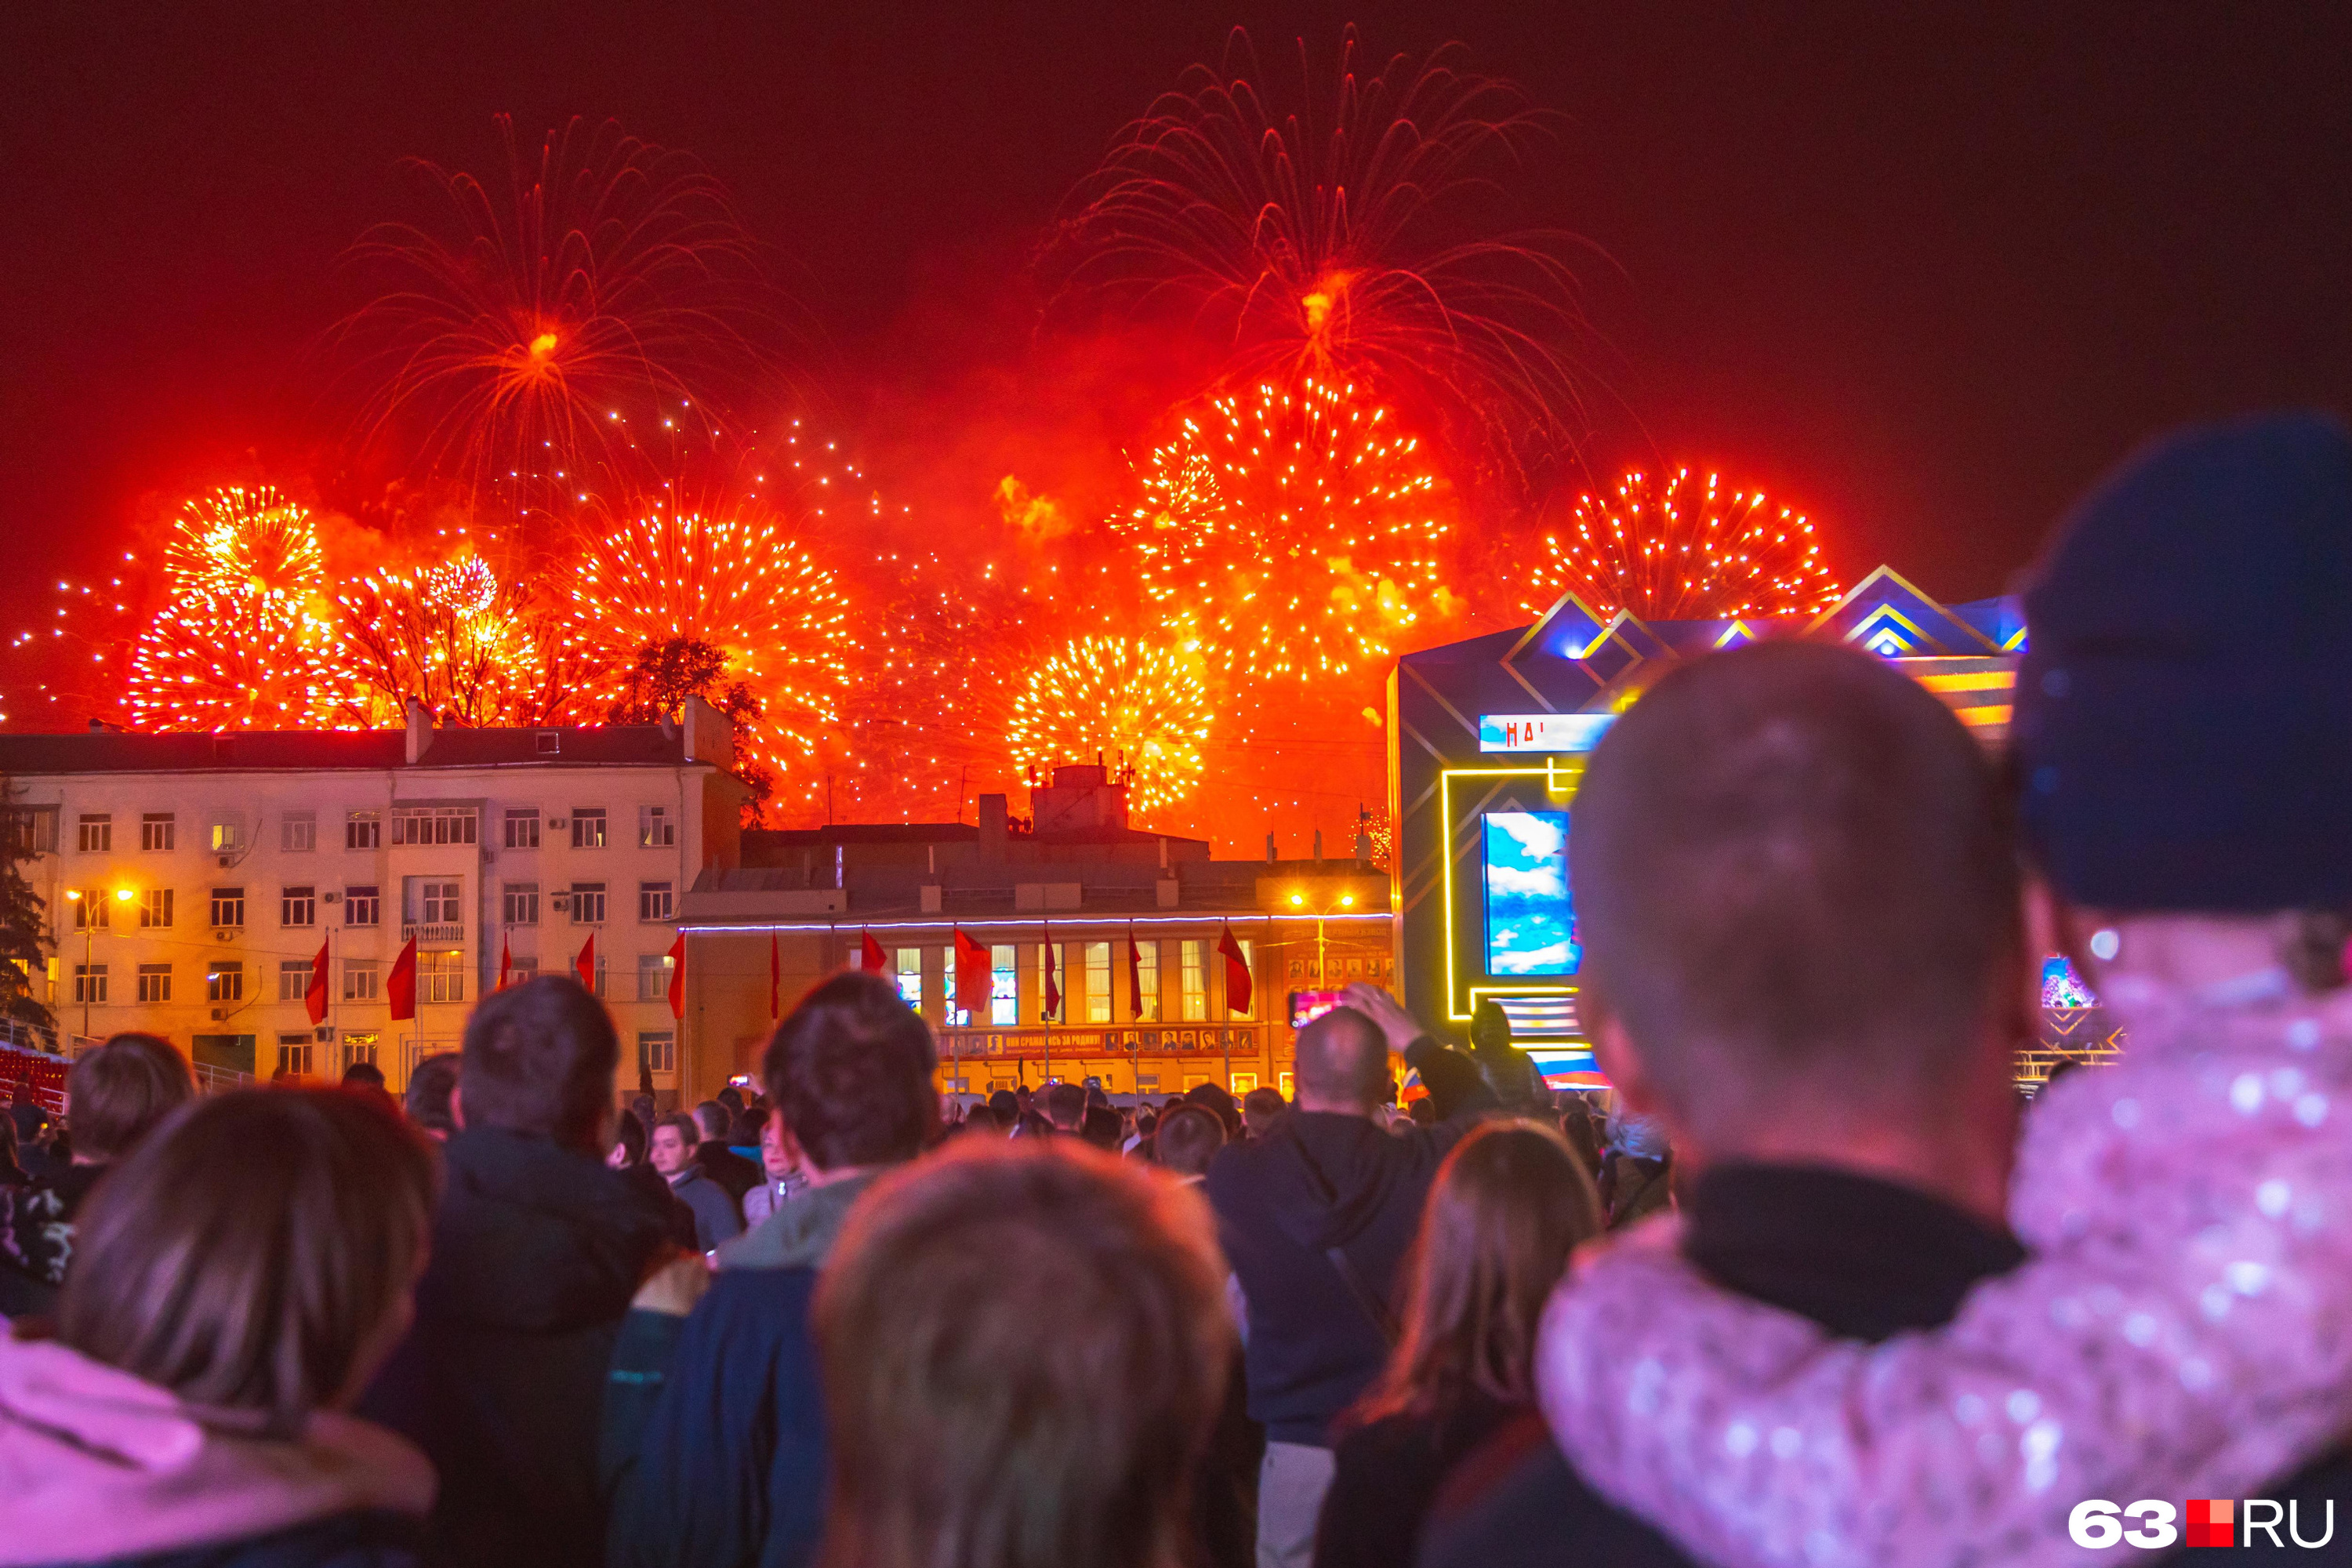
[66,1033,194,1162]
[1080,1104,1122,1150]
[717,1085,745,1116]
[1152,1103,1225,1178]
[814,1141,1232,1568]
[764,971,938,1171]
[459,977,618,1151]
[1182,1080,1240,1136]
[986,1089,1019,1125]
[1363,1120,1601,1423]
[1240,1086,1286,1132]
[730,1109,764,1145]
[1570,641,2018,1138]
[1045,1082,1087,1129]
[1470,998,1512,1054]
[1292,1007,1388,1112]
[339,1060,386,1091]
[404,1053,459,1136]
[60,1089,435,1433]
[694,1100,730,1142]
[614,1108,648,1165]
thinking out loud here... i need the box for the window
[278,960,312,1002]
[1085,941,1112,1023]
[209,818,243,853]
[281,885,316,927]
[345,885,380,927]
[637,953,675,1002]
[639,805,677,848]
[139,887,173,929]
[346,811,379,850]
[571,808,608,849]
[281,812,315,852]
[506,956,541,986]
[893,948,922,1010]
[7,808,57,853]
[136,964,170,1004]
[392,806,477,846]
[503,882,539,926]
[343,960,379,1002]
[74,964,107,1004]
[586,953,608,1000]
[343,1035,378,1070]
[1136,940,1161,1022]
[404,878,462,926]
[990,945,1017,1026]
[1039,944,1067,1024]
[210,887,245,928]
[638,881,673,922]
[274,1039,314,1078]
[71,892,111,931]
[570,883,607,924]
[1180,941,1207,1022]
[140,813,176,851]
[419,950,466,1005]
[638,1032,676,1076]
[503,809,540,850]
[206,960,243,1003]
[77,814,111,853]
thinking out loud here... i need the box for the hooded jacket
[0,1335,431,1568]
[358,1124,673,1568]
[1205,1038,1497,1445]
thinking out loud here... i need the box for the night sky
[5,1,2350,655]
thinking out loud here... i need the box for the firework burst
[1519,468,1841,622]
[165,486,326,601]
[334,552,574,727]
[1061,28,1600,477]
[1123,377,1457,684]
[1007,637,1212,818]
[124,588,354,731]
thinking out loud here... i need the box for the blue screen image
[1482,811,1579,976]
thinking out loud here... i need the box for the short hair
[340,1060,387,1090]
[694,1100,730,1141]
[614,1108,648,1164]
[404,1053,460,1135]
[987,1089,1019,1123]
[814,1142,1232,1568]
[1045,1082,1087,1128]
[655,1111,700,1148]
[1293,1008,1388,1109]
[1080,1104,1123,1150]
[1241,1087,1287,1131]
[459,977,618,1150]
[67,1033,194,1161]
[1570,642,2020,1131]
[59,1089,435,1435]
[717,1085,746,1114]
[1152,1104,1225,1177]
[762,971,938,1171]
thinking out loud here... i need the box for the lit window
[1136,939,1161,1022]
[639,805,677,848]
[1180,942,1207,1022]
[892,947,922,1010]
[419,950,466,1005]
[1085,942,1112,1023]
[990,945,1017,1025]
[637,952,675,1002]
[209,820,243,853]
[1039,944,1068,1024]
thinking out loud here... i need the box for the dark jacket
[604,1171,882,1568]
[358,1126,673,1568]
[1316,1388,1519,1568]
[1468,1044,1549,1116]
[0,1160,107,1319]
[669,1164,744,1250]
[1204,1038,1496,1445]
[49,1510,429,1568]
[692,1142,762,1206]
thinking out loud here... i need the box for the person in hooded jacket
[1203,982,1497,1568]
[1,1087,437,1568]
[358,977,673,1568]
[1465,1000,1550,1116]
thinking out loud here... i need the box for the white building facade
[1,700,746,1099]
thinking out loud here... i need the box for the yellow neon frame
[1439,764,1585,1024]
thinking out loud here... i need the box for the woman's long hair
[1351,1118,1602,1425]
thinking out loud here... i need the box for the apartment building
[1,699,746,1097]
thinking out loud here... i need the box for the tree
[608,638,775,823]
[0,780,54,1036]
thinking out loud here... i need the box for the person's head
[731,1108,764,1148]
[760,1113,795,1178]
[1356,1120,1602,1426]
[1570,641,2024,1185]
[762,971,938,1177]
[987,1089,1018,1127]
[1044,1082,1087,1131]
[611,1107,648,1169]
[1469,999,1512,1054]
[1080,1103,1122,1151]
[1014,1085,1033,1110]
[66,1033,194,1163]
[630,1091,657,1129]
[402,1052,459,1139]
[340,1060,386,1091]
[650,1112,700,1176]
[692,1100,728,1142]
[1152,1103,1225,1178]
[1240,1086,1287,1135]
[1182,1080,1240,1136]
[59,1088,435,1434]
[814,1141,1232,1568]
[1134,1109,1158,1142]
[1291,1006,1389,1116]
[717,1084,746,1116]
[457,977,618,1154]
[1557,1102,1603,1178]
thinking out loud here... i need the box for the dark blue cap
[2016,412,2352,912]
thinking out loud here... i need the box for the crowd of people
[4,409,2351,1566]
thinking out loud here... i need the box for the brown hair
[66,1032,194,1161]
[1352,1120,1601,1425]
[1571,641,2020,1127]
[459,975,617,1151]
[1151,1102,1225,1177]
[814,1140,1232,1568]
[59,1088,435,1434]
[763,971,937,1171]
[655,1110,700,1148]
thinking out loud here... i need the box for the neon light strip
[1915,670,2016,693]
[680,913,1395,935]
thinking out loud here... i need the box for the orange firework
[1061,28,1600,477]
[124,587,354,731]
[1123,377,1457,684]
[1007,637,1212,818]
[165,486,326,601]
[334,552,575,727]
[1519,468,1842,622]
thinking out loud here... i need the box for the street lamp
[1289,887,1359,993]
[64,888,133,1040]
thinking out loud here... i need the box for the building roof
[0,724,703,775]
[746,823,981,849]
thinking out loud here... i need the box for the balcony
[402,923,465,944]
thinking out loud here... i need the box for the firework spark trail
[1007,637,1213,818]
[1519,467,1842,622]
[165,486,326,600]
[335,554,575,727]
[124,586,355,731]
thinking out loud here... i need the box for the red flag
[860,928,886,974]
[387,936,417,1022]
[498,932,513,991]
[666,931,686,1020]
[1218,924,1253,1017]
[953,927,989,1022]
[769,931,781,1020]
[575,931,597,992]
[1127,924,1145,1022]
[1040,927,1061,1021]
[304,937,329,1025]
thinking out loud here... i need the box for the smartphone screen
[1288,989,1349,1029]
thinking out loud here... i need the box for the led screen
[2041,954,2096,1009]
[1482,811,1579,976]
